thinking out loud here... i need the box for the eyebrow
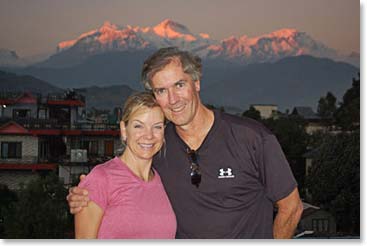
[175,79,186,84]
[153,79,186,90]
[131,119,164,125]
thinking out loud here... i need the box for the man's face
[151,61,200,127]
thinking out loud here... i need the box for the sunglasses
[187,149,201,187]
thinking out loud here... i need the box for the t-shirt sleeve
[261,134,298,203]
[78,166,108,211]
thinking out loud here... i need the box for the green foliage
[3,172,74,239]
[206,104,225,112]
[0,184,18,237]
[334,74,360,130]
[306,131,360,235]
[263,116,308,159]
[242,106,261,121]
[262,116,309,195]
[317,92,337,118]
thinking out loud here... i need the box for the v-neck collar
[172,109,221,153]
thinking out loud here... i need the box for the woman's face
[121,106,165,161]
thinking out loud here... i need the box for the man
[67,47,303,239]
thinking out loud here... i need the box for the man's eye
[134,124,143,128]
[154,88,166,95]
[176,82,185,88]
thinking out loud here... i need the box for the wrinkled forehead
[149,55,181,74]
[150,61,187,88]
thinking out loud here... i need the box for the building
[291,106,330,134]
[296,202,337,237]
[0,91,122,189]
[251,104,278,119]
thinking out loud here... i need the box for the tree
[334,74,360,130]
[317,92,337,118]
[306,131,359,235]
[4,172,74,238]
[263,116,308,195]
[242,106,261,121]
[205,104,225,112]
[0,184,18,237]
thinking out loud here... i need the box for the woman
[74,92,177,239]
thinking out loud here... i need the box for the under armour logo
[218,168,235,179]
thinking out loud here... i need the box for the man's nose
[168,90,178,105]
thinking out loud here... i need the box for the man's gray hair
[141,47,202,90]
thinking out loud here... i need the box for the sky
[0,0,360,57]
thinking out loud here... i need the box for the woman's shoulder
[81,157,121,183]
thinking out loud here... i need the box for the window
[89,140,99,156]
[312,218,329,232]
[1,142,22,159]
[81,140,99,156]
[70,138,80,149]
[104,140,114,156]
[39,141,49,160]
[13,109,31,118]
[38,108,48,119]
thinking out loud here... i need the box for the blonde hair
[121,92,161,125]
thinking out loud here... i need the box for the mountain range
[201,55,358,111]
[0,49,25,67]
[1,19,359,68]
[37,19,358,67]
[0,70,62,94]
[0,19,360,111]
[0,49,52,67]
[0,70,135,111]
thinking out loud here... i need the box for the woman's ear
[120,121,127,141]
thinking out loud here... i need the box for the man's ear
[120,121,127,141]
[194,80,200,92]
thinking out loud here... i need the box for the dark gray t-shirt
[153,110,297,238]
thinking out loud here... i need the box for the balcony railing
[0,116,119,131]
[47,92,85,103]
[0,91,41,100]
[0,91,85,103]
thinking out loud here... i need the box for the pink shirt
[79,157,177,239]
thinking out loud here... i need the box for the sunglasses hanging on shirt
[187,148,201,187]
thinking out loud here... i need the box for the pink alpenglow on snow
[55,19,338,64]
[153,19,197,41]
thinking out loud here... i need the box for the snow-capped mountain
[50,19,344,67]
[2,20,358,111]
[57,21,150,54]
[205,29,338,64]
[0,49,53,67]
[0,49,23,67]
[57,20,214,56]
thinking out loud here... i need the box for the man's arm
[66,174,90,214]
[74,200,103,239]
[273,187,303,239]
